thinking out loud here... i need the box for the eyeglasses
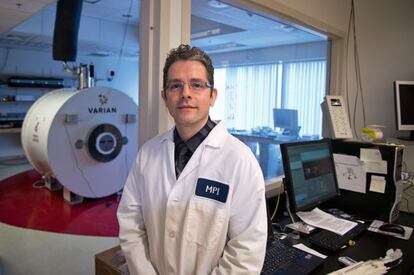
[165,81,212,92]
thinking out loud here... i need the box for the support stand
[43,176,62,192]
[63,187,84,205]
[284,189,316,234]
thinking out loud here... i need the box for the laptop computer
[261,202,324,275]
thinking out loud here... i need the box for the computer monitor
[273,108,299,135]
[394,81,414,140]
[280,139,340,212]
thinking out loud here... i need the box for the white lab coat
[117,121,267,275]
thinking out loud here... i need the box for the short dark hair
[162,44,214,90]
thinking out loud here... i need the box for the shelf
[0,128,21,134]
[0,100,36,103]
[1,101,35,103]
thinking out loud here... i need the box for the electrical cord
[270,190,281,221]
[32,179,45,189]
[114,0,133,86]
[346,0,367,139]
[0,48,9,71]
[345,0,356,138]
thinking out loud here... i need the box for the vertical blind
[282,60,327,136]
[213,60,326,136]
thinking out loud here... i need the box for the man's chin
[174,116,204,127]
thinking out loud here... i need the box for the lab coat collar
[158,120,228,148]
[203,120,227,149]
[158,120,229,181]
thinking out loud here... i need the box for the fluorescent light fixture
[207,0,229,9]
[88,51,112,57]
[191,28,221,39]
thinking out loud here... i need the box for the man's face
[162,60,217,132]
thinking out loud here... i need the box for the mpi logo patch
[195,178,229,203]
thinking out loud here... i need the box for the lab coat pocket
[185,200,227,249]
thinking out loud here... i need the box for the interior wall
[349,0,414,138]
[271,0,414,139]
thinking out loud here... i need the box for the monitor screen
[280,139,340,212]
[273,108,298,131]
[273,108,299,136]
[394,81,414,140]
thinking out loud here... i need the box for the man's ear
[209,88,218,107]
[161,90,167,102]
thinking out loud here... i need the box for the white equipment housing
[21,87,138,198]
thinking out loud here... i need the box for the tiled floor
[0,159,119,275]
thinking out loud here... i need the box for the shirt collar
[174,117,216,153]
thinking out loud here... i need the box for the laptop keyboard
[261,241,307,274]
[309,222,367,252]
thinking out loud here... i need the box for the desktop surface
[310,211,414,274]
[266,137,414,274]
[268,210,414,275]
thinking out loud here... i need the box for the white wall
[269,0,414,139]
[349,0,414,138]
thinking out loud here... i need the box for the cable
[347,0,367,139]
[32,179,46,189]
[0,48,10,71]
[114,0,133,86]
[270,190,281,221]
[352,0,367,128]
[345,0,356,138]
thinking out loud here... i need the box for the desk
[229,131,307,179]
[301,212,414,274]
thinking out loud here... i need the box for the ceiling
[0,0,326,57]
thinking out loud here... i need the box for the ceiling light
[191,28,221,39]
[280,24,295,33]
[6,34,27,40]
[88,51,112,57]
[207,0,229,9]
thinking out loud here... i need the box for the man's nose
[181,83,191,97]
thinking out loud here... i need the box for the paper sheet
[369,175,386,193]
[360,148,387,174]
[334,154,366,193]
[293,243,327,259]
[296,207,358,235]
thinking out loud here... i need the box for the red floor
[0,170,119,237]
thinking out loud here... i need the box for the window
[191,0,328,180]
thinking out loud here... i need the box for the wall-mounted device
[321,95,353,139]
[394,80,414,140]
[52,0,83,62]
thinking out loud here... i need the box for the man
[117,44,267,275]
